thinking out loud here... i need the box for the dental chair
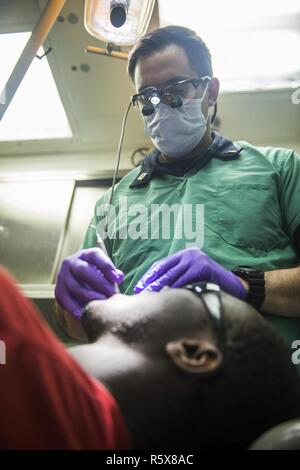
[250,420,300,450]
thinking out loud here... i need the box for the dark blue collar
[130,132,242,188]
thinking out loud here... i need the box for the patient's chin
[81,301,108,342]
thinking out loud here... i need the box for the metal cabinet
[0,176,119,342]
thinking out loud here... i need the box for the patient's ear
[166,339,223,375]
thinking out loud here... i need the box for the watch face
[237,266,257,273]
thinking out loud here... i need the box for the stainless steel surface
[0,180,74,283]
[19,283,55,299]
[50,179,75,283]
[58,182,110,266]
[0,178,116,344]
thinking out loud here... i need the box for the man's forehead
[133,44,197,91]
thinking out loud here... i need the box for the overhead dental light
[110,0,129,28]
[84,0,156,46]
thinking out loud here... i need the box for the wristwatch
[232,266,265,310]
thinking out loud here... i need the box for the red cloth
[0,267,131,450]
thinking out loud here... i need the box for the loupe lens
[142,103,155,116]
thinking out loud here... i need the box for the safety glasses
[131,76,211,109]
[183,281,225,356]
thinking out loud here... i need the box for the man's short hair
[127,25,213,81]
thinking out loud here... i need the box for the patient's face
[83,288,211,346]
[82,288,255,374]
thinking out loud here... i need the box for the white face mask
[143,89,208,159]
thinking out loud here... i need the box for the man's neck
[69,335,146,385]
[69,335,170,448]
[158,127,213,164]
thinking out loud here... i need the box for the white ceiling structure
[0,0,299,174]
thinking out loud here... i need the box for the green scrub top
[82,139,300,361]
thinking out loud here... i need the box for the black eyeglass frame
[131,76,211,108]
[183,281,225,356]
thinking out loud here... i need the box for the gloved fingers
[227,272,248,299]
[142,260,188,292]
[169,270,197,288]
[134,253,180,292]
[170,256,221,287]
[55,281,85,319]
[70,258,116,297]
[64,273,107,304]
[80,248,124,284]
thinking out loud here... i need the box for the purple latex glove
[55,248,124,319]
[134,247,247,299]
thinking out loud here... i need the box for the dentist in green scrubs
[55,26,300,359]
